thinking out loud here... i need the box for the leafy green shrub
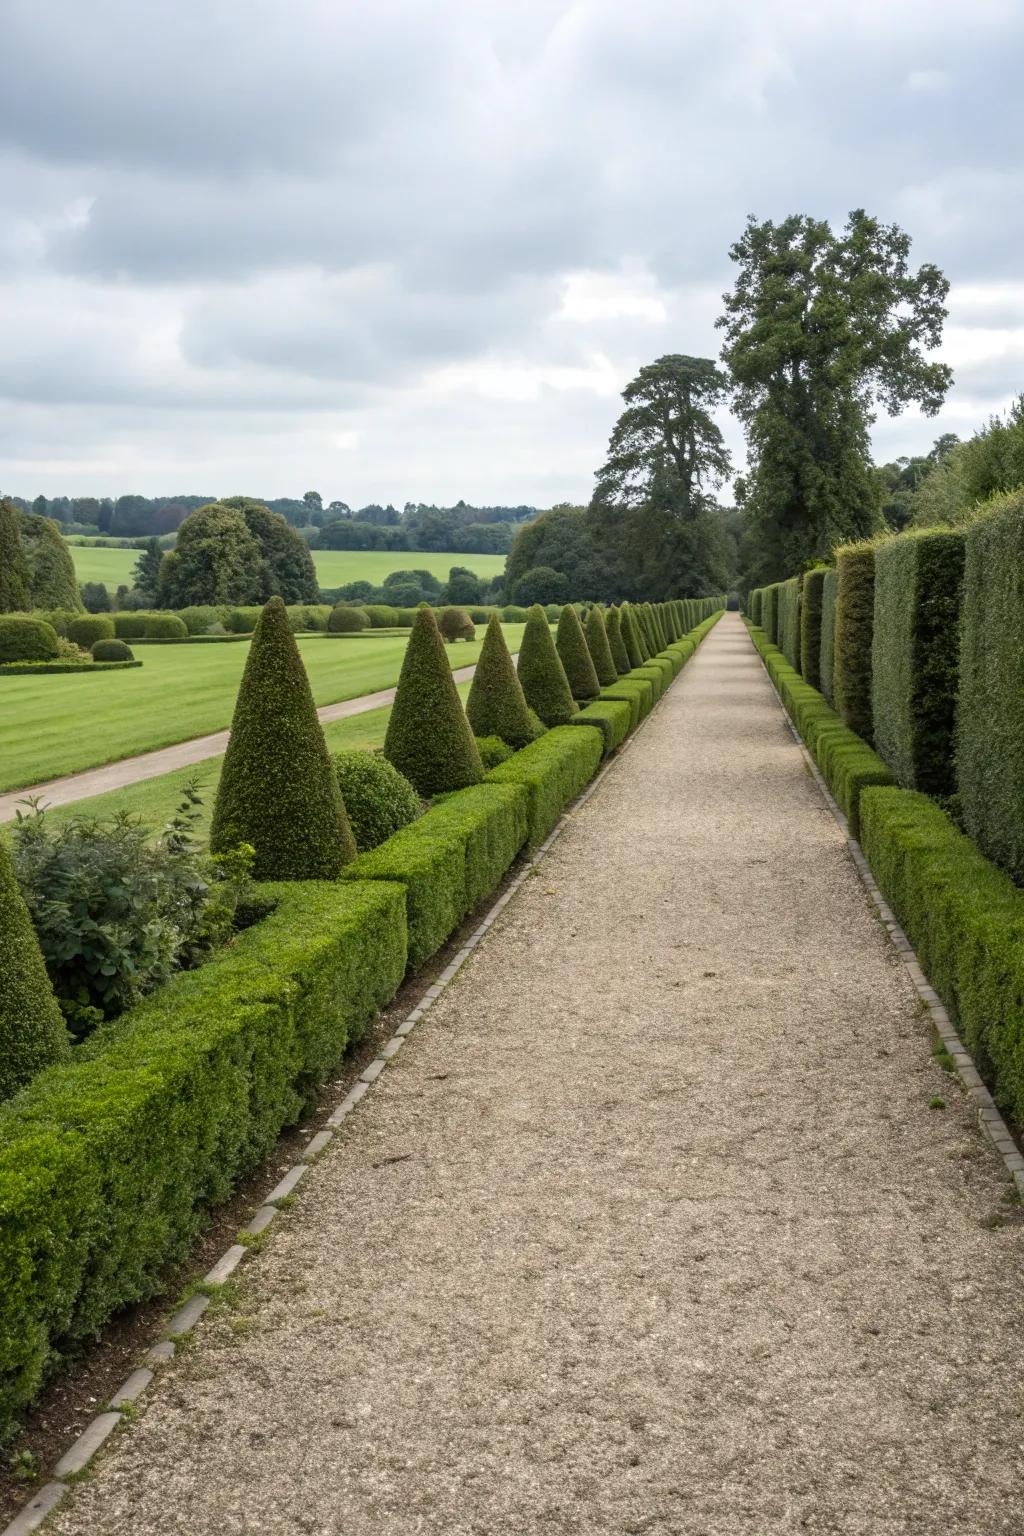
[605,607,631,674]
[957,491,1024,881]
[585,606,618,685]
[556,604,600,700]
[620,604,646,666]
[871,529,965,794]
[113,612,151,638]
[777,577,801,670]
[600,678,650,727]
[328,604,369,632]
[211,597,356,878]
[67,614,114,649]
[833,541,876,743]
[287,604,330,632]
[12,790,253,1040]
[225,606,262,634]
[384,606,483,796]
[396,608,420,627]
[0,498,30,612]
[333,750,422,852]
[345,783,528,967]
[860,786,1024,1130]
[177,605,226,635]
[566,698,631,754]
[466,613,538,749]
[819,569,838,706]
[91,638,134,662]
[799,570,826,689]
[363,604,401,628]
[0,838,69,1102]
[143,613,188,639]
[517,604,578,726]
[475,735,515,769]
[0,616,59,663]
[0,877,406,1439]
[501,605,528,622]
[438,606,475,642]
[488,725,602,848]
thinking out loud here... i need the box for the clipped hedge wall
[799,569,826,690]
[860,786,1024,1131]
[761,583,780,646]
[958,490,1024,882]
[819,569,838,706]
[777,577,801,670]
[344,783,529,968]
[833,542,876,744]
[566,698,632,755]
[488,725,603,849]
[599,678,652,726]
[871,530,965,795]
[0,879,407,1436]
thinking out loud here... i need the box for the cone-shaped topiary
[606,606,631,674]
[517,604,578,725]
[620,604,645,665]
[585,606,618,685]
[467,613,537,749]
[0,838,70,1102]
[0,499,30,614]
[643,603,663,654]
[211,596,356,878]
[556,604,600,701]
[384,605,483,796]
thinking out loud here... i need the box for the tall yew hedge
[819,569,838,706]
[778,578,801,670]
[799,569,826,689]
[833,543,876,744]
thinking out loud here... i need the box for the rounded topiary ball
[328,605,370,633]
[91,638,135,662]
[333,750,422,851]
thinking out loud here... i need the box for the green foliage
[605,606,631,673]
[600,678,652,725]
[225,607,262,633]
[619,603,646,665]
[761,584,780,645]
[958,490,1024,881]
[517,604,578,725]
[345,783,528,967]
[144,613,188,638]
[219,496,320,605]
[67,614,115,648]
[0,838,69,1103]
[475,735,515,769]
[19,513,82,612]
[511,565,570,606]
[362,604,401,627]
[384,606,483,797]
[329,604,369,632]
[833,542,876,743]
[332,750,422,852]
[501,604,529,622]
[722,210,950,583]
[567,698,632,754]
[0,499,30,612]
[211,597,356,878]
[556,604,600,700]
[860,786,1024,1131]
[799,569,826,689]
[437,607,475,643]
[80,580,111,612]
[466,613,537,750]
[749,588,763,624]
[871,529,965,794]
[584,606,618,685]
[488,726,603,848]
[777,578,801,669]
[819,569,838,706]
[0,616,59,663]
[0,877,406,1438]
[159,503,263,608]
[91,638,134,661]
[12,788,253,1040]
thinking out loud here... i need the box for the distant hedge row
[0,598,725,1440]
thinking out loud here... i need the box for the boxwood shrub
[0,878,407,1439]
[487,725,603,849]
[144,613,188,639]
[67,615,115,649]
[91,638,135,662]
[0,616,59,664]
[566,698,632,755]
[871,529,965,795]
[599,678,651,727]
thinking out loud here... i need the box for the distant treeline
[6,493,536,555]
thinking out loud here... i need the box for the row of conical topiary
[0,593,699,1102]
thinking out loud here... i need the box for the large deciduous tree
[719,210,951,583]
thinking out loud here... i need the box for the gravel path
[49,614,1024,1535]
[0,659,491,823]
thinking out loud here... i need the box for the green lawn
[68,544,508,592]
[1,628,524,793]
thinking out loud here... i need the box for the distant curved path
[0,658,494,824]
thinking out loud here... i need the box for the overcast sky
[1,0,1022,507]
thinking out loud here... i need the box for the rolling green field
[68,544,507,591]
[2,627,525,792]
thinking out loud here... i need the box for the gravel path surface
[49,614,1024,1535]
[0,658,493,823]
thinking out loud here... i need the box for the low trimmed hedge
[0,659,143,675]
[0,879,407,1436]
[344,783,529,968]
[629,664,665,701]
[488,725,603,849]
[747,623,893,838]
[599,678,651,726]
[860,787,1024,1132]
[566,698,632,755]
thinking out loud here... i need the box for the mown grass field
[2,627,525,792]
[68,544,508,591]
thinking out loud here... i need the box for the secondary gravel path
[49,614,1024,1535]
[0,658,491,822]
